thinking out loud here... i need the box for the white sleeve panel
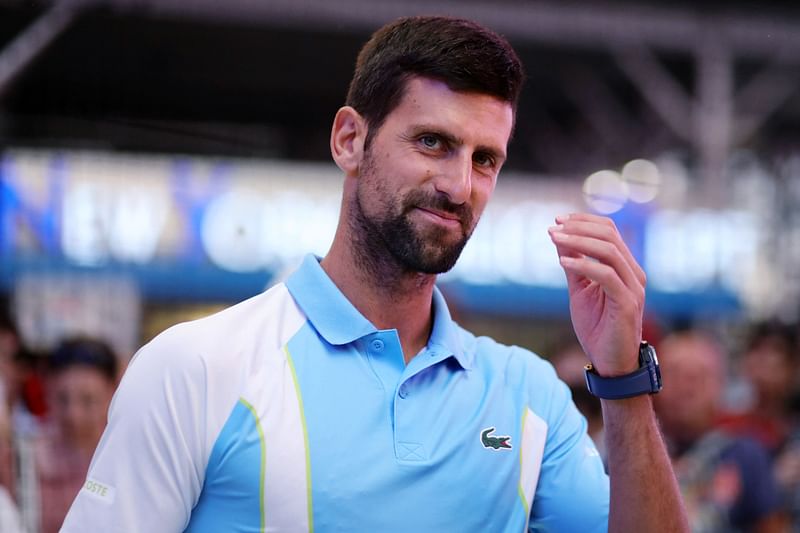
[60,284,307,533]
[61,323,217,533]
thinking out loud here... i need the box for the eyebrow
[409,124,507,164]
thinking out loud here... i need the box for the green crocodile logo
[481,427,512,450]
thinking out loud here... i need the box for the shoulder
[136,282,304,369]
[119,282,307,408]
[459,327,557,379]
[456,326,567,408]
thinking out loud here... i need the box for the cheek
[471,177,495,209]
[471,178,495,211]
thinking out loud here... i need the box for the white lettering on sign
[61,180,169,266]
[5,149,763,299]
[644,209,759,293]
[200,189,340,273]
[446,201,573,288]
[61,181,112,265]
[109,186,169,263]
[201,189,266,272]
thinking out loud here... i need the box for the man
[35,337,118,533]
[654,330,785,532]
[62,16,687,532]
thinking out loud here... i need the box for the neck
[321,238,435,364]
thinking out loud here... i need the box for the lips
[414,206,465,230]
[418,206,460,222]
[402,190,472,233]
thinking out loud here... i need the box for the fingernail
[559,256,575,266]
[555,214,570,224]
[548,224,564,233]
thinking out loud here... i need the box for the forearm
[603,395,689,533]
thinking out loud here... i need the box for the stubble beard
[351,151,475,281]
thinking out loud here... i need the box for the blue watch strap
[584,364,657,400]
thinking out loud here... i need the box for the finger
[551,243,589,291]
[556,214,645,287]
[559,255,643,316]
[555,214,645,286]
[549,227,643,298]
[548,229,589,290]
[555,213,646,287]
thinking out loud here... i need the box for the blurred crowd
[0,308,118,533]
[1,298,800,532]
[554,322,800,532]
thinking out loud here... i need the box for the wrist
[585,342,662,400]
[587,357,639,378]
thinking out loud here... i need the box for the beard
[351,151,476,275]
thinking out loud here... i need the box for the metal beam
[612,45,693,142]
[694,38,734,208]
[0,0,88,101]
[109,0,800,62]
[734,62,800,144]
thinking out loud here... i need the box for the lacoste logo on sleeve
[81,478,116,505]
[480,427,512,450]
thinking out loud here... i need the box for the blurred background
[0,0,799,531]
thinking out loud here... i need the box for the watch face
[641,343,663,394]
[641,343,658,365]
[650,348,659,366]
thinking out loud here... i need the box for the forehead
[661,337,722,374]
[52,365,112,387]
[386,77,514,147]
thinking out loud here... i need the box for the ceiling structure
[0,0,799,207]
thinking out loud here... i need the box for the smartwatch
[584,342,662,400]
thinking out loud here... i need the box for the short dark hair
[745,321,797,361]
[49,337,118,383]
[346,16,524,144]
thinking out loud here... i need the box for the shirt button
[398,385,408,399]
[370,339,385,352]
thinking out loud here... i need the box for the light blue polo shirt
[62,254,609,533]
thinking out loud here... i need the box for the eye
[419,135,442,150]
[473,152,496,169]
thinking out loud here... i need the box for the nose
[434,153,472,205]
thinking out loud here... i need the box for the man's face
[49,366,115,447]
[352,76,513,274]
[654,337,723,444]
[742,337,795,402]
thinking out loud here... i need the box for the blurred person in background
[720,323,800,530]
[0,306,38,532]
[654,329,786,532]
[0,307,47,442]
[0,337,25,533]
[0,308,19,495]
[0,380,24,533]
[719,323,799,454]
[29,337,118,533]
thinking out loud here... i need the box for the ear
[330,106,367,177]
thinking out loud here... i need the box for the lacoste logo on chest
[480,427,512,450]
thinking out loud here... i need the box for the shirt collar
[285,254,376,345]
[285,254,471,369]
[428,285,472,370]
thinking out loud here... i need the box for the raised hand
[548,213,646,377]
